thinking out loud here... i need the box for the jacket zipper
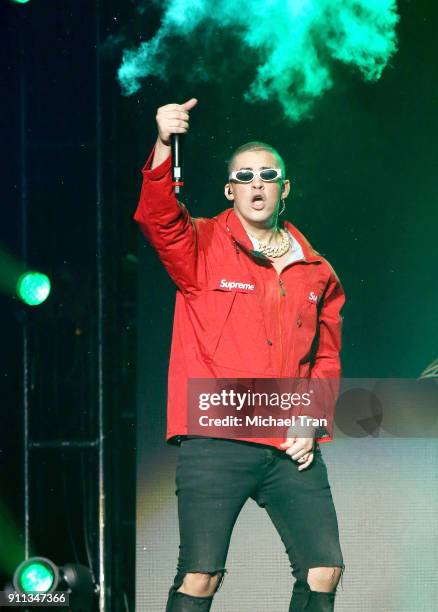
[229,237,317,363]
[279,276,286,296]
[278,274,286,374]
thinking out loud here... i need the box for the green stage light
[16,271,51,306]
[12,1,31,4]
[13,557,59,594]
[11,558,95,610]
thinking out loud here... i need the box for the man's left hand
[279,437,315,471]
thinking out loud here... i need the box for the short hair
[227,141,286,176]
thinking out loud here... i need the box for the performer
[134,98,345,611]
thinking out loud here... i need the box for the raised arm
[134,99,201,294]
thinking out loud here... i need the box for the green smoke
[118,0,399,121]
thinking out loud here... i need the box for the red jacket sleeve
[307,270,345,439]
[133,146,199,294]
[311,270,345,379]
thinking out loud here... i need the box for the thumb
[279,436,297,446]
[181,97,198,111]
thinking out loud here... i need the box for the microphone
[171,134,184,194]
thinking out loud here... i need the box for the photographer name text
[198,415,327,428]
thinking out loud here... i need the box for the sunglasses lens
[235,170,254,182]
[260,169,279,181]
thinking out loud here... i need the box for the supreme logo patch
[219,279,256,292]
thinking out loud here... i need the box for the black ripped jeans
[166,437,344,611]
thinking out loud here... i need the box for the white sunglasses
[229,168,282,183]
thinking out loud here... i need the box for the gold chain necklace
[249,228,291,258]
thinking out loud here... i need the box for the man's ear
[281,179,291,199]
[224,183,234,201]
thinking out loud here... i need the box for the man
[134,98,345,611]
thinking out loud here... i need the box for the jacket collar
[219,208,323,264]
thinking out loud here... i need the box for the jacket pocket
[295,284,323,361]
[187,270,260,362]
[206,285,270,375]
[206,287,239,358]
[296,284,321,328]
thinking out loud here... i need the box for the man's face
[225,150,290,227]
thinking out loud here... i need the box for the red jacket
[134,147,345,449]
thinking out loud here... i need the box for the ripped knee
[177,570,226,597]
[307,566,343,593]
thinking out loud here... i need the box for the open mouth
[251,195,265,209]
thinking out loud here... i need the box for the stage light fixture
[16,270,51,305]
[13,557,59,594]
[62,563,95,610]
[12,558,95,611]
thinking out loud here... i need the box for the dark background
[1,0,437,610]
